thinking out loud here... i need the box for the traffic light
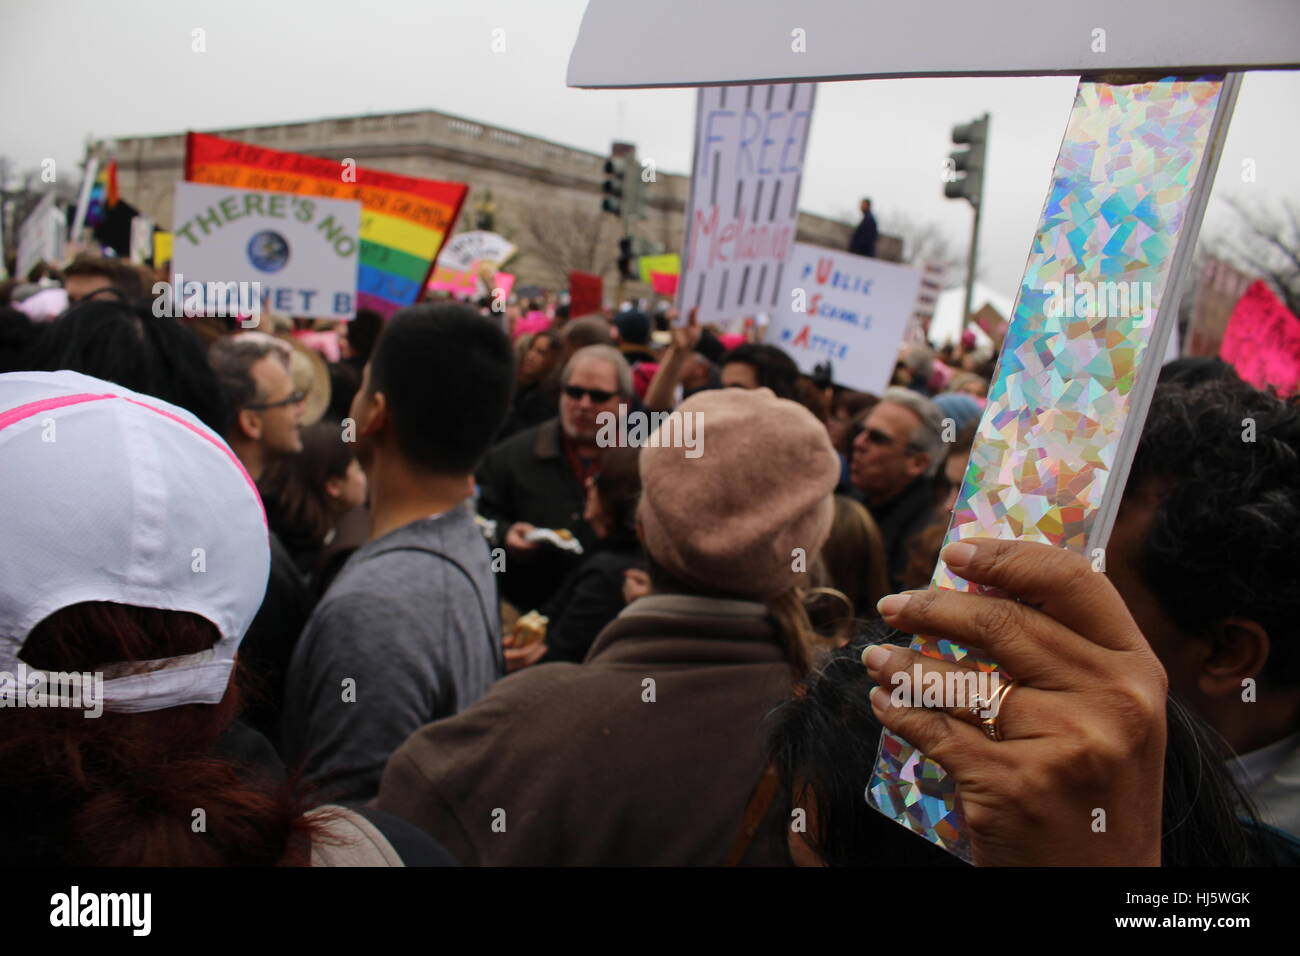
[944,114,989,207]
[617,236,635,281]
[602,154,627,217]
[601,142,647,227]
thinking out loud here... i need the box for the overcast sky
[2,0,1295,296]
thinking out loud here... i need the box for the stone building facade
[109,108,897,302]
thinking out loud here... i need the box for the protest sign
[427,263,514,300]
[568,0,1299,87]
[1220,279,1300,396]
[129,215,154,265]
[171,182,360,320]
[770,242,921,394]
[972,303,1008,343]
[569,271,603,318]
[438,231,515,271]
[651,272,678,295]
[637,252,678,285]
[154,231,173,268]
[185,132,467,317]
[905,261,945,344]
[677,83,815,326]
[16,193,65,280]
[870,77,1241,861]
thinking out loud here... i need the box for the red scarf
[561,432,601,487]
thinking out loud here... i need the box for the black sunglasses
[246,389,306,411]
[563,385,615,403]
[850,423,921,454]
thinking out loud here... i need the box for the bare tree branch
[509,202,616,287]
[1209,195,1300,317]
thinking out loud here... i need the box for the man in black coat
[849,197,878,258]
[477,344,634,613]
[848,387,947,589]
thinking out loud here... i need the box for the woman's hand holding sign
[863,538,1169,867]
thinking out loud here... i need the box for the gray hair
[562,344,634,399]
[209,335,286,412]
[881,386,947,477]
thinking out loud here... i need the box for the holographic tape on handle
[866,73,1242,863]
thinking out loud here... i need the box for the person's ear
[635,516,646,547]
[324,475,344,500]
[359,390,388,439]
[1197,618,1271,699]
[906,451,931,481]
[237,407,263,442]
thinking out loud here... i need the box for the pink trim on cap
[0,390,266,528]
[0,392,114,431]
[124,398,266,527]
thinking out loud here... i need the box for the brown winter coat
[375,594,798,865]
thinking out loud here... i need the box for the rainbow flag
[185,132,468,317]
[85,160,118,228]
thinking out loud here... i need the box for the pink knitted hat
[637,387,839,599]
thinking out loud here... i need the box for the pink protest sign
[428,263,514,301]
[1220,279,1300,396]
[650,271,678,295]
[428,265,476,295]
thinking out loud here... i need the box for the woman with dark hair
[816,495,892,628]
[24,296,229,434]
[259,421,368,581]
[497,328,563,440]
[0,370,447,866]
[526,445,644,665]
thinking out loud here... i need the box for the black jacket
[850,212,878,258]
[236,531,312,740]
[476,418,595,612]
[862,476,936,590]
[497,378,560,444]
[541,536,643,663]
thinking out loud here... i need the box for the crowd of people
[1,252,1298,867]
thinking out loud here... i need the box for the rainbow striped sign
[185,132,467,317]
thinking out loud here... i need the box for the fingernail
[876,593,911,617]
[862,644,890,672]
[868,686,889,711]
[941,541,977,567]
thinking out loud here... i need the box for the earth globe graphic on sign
[246,231,290,273]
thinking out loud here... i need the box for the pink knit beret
[637,387,840,600]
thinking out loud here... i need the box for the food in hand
[512,610,548,648]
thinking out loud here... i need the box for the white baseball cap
[0,370,270,713]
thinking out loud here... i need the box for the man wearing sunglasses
[478,344,635,614]
[848,386,947,589]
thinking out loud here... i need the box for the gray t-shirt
[279,504,502,804]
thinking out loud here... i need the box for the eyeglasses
[246,389,306,411]
[563,385,615,403]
